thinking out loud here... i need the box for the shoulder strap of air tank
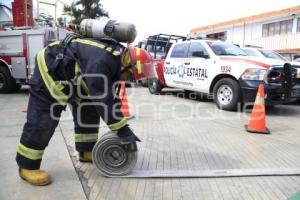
[100,38,124,54]
[57,33,79,60]
[47,33,79,75]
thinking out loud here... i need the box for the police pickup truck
[147,38,300,111]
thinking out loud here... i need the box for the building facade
[190,5,300,61]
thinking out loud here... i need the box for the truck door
[164,42,190,89]
[187,42,213,93]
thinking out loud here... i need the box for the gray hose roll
[92,131,138,177]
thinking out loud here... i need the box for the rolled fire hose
[92,131,138,177]
[91,132,300,178]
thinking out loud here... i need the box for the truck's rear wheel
[148,78,162,95]
[12,83,21,92]
[0,66,19,93]
[213,78,241,111]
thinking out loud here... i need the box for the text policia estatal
[164,66,208,78]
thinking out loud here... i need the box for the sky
[1,0,300,43]
[101,0,300,43]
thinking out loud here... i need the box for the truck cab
[137,34,186,85]
[148,38,300,111]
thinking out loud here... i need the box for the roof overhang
[191,4,300,34]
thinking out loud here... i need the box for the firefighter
[15,24,143,186]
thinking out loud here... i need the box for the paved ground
[60,87,300,200]
[1,87,300,200]
[0,89,86,200]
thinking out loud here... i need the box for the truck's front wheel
[213,78,241,111]
[0,66,20,93]
[148,78,162,95]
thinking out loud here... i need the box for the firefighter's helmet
[121,45,154,80]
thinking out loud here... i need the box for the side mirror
[192,51,209,59]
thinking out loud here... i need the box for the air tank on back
[80,17,137,43]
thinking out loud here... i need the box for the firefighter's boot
[79,152,92,163]
[19,168,51,186]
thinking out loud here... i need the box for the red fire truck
[0,0,67,93]
[0,28,65,93]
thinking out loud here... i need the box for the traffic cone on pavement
[245,84,270,134]
[119,82,133,119]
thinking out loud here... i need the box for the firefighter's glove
[121,141,138,152]
[117,125,141,142]
[117,125,141,152]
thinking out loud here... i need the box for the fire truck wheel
[213,78,241,111]
[148,78,162,95]
[0,66,18,93]
[12,83,21,92]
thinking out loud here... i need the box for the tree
[64,0,109,25]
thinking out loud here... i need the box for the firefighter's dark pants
[16,86,100,170]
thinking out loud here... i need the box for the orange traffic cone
[245,84,270,134]
[119,82,134,119]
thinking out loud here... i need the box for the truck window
[170,43,189,58]
[188,42,209,58]
[207,41,247,56]
[156,45,165,53]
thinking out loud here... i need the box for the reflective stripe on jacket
[36,38,127,130]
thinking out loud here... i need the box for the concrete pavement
[0,90,86,200]
[61,87,300,200]
[1,87,300,200]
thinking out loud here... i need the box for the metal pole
[24,0,28,26]
[37,0,39,21]
[55,0,57,22]
[243,22,246,48]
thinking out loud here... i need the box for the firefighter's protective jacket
[36,38,127,131]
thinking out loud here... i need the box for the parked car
[294,58,300,63]
[242,47,287,61]
[145,38,300,111]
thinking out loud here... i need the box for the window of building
[298,18,300,32]
[262,24,268,37]
[268,23,275,36]
[274,22,281,35]
[262,19,294,37]
[280,20,287,34]
[287,19,293,33]
[206,32,227,40]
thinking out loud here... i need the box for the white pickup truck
[146,38,300,111]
